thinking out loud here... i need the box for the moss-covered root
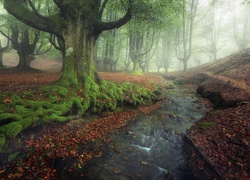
[0,76,166,149]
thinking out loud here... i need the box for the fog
[0,0,249,72]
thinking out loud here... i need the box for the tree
[4,0,132,84]
[175,0,199,71]
[232,2,250,50]
[49,34,66,71]
[161,26,175,73]
[0,22,54,70]
[202,0,222,61]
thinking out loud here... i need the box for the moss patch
[0,122,23,138]
[198,121,216,129]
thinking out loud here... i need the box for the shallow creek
[80,88,210,180]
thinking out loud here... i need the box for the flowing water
[80,88,210,180]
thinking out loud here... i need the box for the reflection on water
[80,89,208,180]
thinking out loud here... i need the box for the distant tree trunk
[129,29,145,73]
[124,37,131,71]
[175,0,198,71]
[50,35,66,71]
[203,2,221,61]
[161,29,174,73]
[232,3,250,50]
[103,40,110,72]
[10,27,40,70]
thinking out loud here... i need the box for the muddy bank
[162,49,250,179]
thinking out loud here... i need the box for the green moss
[0,134,6,149]
[8,152,20,162]
[199,121,215,129]
[68,97,89,115]
[20,118,33,129]
[23,100,43,110]
[0,113,22,122]
[8,152,19,162]
[23,92,35,99]
[52,100,73,113]
[44,114,68,122]
[30,108,46,120]
[15,105,32,114]
[0,122,23,138]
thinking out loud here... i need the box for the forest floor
[0,59,169,179]
[163,49,250,179]
[0,49,249,179]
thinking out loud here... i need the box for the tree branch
[96,0,132,33]
[27,0,46,20]
[99,0,109,17]
[4,0,62,36]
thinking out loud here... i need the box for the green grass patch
[198,121,216,129]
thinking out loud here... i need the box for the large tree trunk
[131,54,143,73]
[132,61,140,72]
[16,50,32,70]
[59,22,98,85]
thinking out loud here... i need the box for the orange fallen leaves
[187,104,250,180]
[3,96,12,103]
[0,99,163,179]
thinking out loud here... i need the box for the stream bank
[72,87,212,179]
[162,49,250,179]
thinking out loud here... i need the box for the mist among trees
[0,0,249,73]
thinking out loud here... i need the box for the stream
[79,88,210,180]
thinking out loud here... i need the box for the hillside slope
[164,49,250,179]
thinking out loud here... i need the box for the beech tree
[232,2,250,50]
[202,0,222,61]
[175,0,199,71]
[4,0,132,84]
